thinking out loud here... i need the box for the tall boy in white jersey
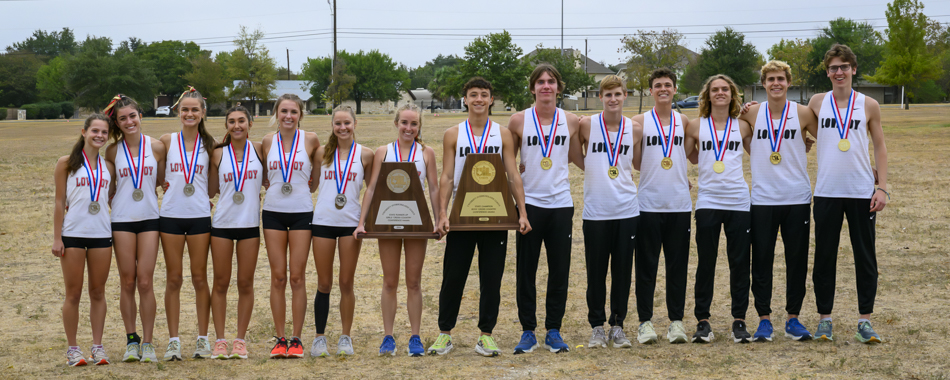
[506,63,584,354]
[427,77,531,357]
[630,68,693,345]
[805,44,888,344]
[738,61,818,342]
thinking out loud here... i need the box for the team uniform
[383,141,426,187]
[311,143,365,238]
[112,136,160,233]
[211,142,264,240]
[160,132,211,235]
[262,132,313,231]
[63,154,112,249]
[694,117,751,323]
[636,108,692,325]
[813,91,877,317]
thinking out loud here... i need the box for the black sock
[127,332,141,345]
[314,291,330,334]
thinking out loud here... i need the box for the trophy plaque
[448,153,519,231]
[358,162,439,239]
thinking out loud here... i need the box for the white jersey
[383,141,426,189]
[452,120,503,195]
[520,107,572,208]
[639,108,692,213]
[111,136,160,223]
[312,143,365,227]
[160,132,211,218]
[212,142,264,229]
[262,132,313,213]
[63,155,112,238]
[750,101,812,206]
[583,114,639,220]
[696,117,751,212]
[815,91,874,198]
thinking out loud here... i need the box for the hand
[352,225,366,239]
[805,136,816,153]
[870,189,887,212]
[741,101,759,115]
[437,216,450,236]
[162,181,169,192]
[262,178,271,189]
[52,239,64,258]
[519,163,525,174]
[689,181,694,191]
[518,216,532,235]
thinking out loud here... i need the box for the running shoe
[513,331,539,354]
[690,321,714,343]
[784,318,813,341]
[668,321,689,344]
[122,342,141,362]
[427,333,454,355]
[407,335,424,357]
[90,345,110,365]
[140,343,158,362]
[588,326,608,349]
[753,319,774,342]
[66,348,87,367]
[544,329,570,353]
[379,335,396,356]
[310,336,329,358]
[816,319,834,341]
[212,340,229,360]
[230,340,248,359]
[609,326,632,348]
[855,321,883,344]
[731,321,752,343]
[163,340,182,361]
[337,335,354,356]
[475,335,501,357]
[270,337,288,359]
[194,337,212,359]
[287,337,305,358]
[637,321,659,344]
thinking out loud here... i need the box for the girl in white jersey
[309,105,374,357]
[104,95,166,363]
[53,114,114,367]
[260,94,320,359]
[354,103,442,357]
[158,88,216,361]
[208,106,265,359]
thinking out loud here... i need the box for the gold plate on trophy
[449,153,519,231]
[358,162,438,239]
[386,169,411,194]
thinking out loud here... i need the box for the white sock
[234,338,245,343]
[858,318,871,324]
[197,335,208,341]
[216,339,227,343]
[69,346,80,351]
[169,337,180,343]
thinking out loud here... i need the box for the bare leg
[312,236,338,337]
[136,231,159,343]
[264,229,289,338]
[186,233,212,336]
[86,247,112,345]
[235,237,260,340]
[378,239,402,336]
[210,236,234,340]
[337,236,362,336]
[403,239,427,336]
[160,233,186,338]
[61,248,88,347]
[288,230,311,338]
[113,232,139,337]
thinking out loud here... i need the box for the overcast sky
[2,0,949,76]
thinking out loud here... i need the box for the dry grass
[0,106,948,379]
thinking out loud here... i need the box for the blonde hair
[599,75,627,93]
[760,60,792,85]
[698,74,742,118]
[268,94,306,129]
[322,105,357,166]
[393,103,425,148]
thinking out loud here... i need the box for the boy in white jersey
[507,63,585,354]
[739,61,818,342]
[630,68,693,344]
[805,44,888,344]
[427,77,531,357]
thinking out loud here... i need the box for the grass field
[0,106,948,379]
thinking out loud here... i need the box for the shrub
[21,104,41,119]
[40,103,61,119]
[59,102,75,119]
[0,108,7,120]
[207,108,223,117]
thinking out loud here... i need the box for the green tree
[409,54,461,89]
[115,37,145,55]
[0,52,43,106]
[227,26,278,113]
[679,57,705,94]
[620,29,688,112]
[526,45,596,97]
[456,31,532,111]
[300,56,332,102]
[184,51,230,106]
[62,36,158,110]
[866,0,943,104]
[768,38,815,103]
[344,50,409,114]
[925,19,950,101]
[135,40,201,98]
[6,28,77,60]
[35,55,73,102]
[325,59,356,109]
[806,18,885,92]
[427,65,461,102]
[695,28,761,89]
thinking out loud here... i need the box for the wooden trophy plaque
[448,153,519,231]
[358,162,439,239]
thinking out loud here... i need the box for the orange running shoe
[287,337,304,358]
[270,337,288,359]
[212,340,229,360]
[230,339,248,359]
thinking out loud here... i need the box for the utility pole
[328,0,338,108]
[584,39,588,110]
[560,0,564,56]
[286,48,290,80]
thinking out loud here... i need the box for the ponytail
[104,94,142,143]
[67,114,111,175]
[174,86,215,155]
[393,103,426,149]
[214,105,254,150]
[322,105,356,167]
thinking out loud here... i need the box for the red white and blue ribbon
[464,119,491,154]
[177,131,201,185]
[830,89,856,141]
[765,101,790,154]
[227,140,251,194]
[707,117,733,162]
[531,107,559,159]
[334,141,356,196]
[598,112,625,168]
[650,108,677,158]
[122,136,145,190]
[81,150,103,203]
[394,140,417,162]
[276,130,299,184]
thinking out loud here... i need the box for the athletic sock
[127,332,141,345]
[234,338,245,343]
[820,317,832,322]
[92,344,103,350]
[169,337,180,343]
[858,318,871,324]
[69,346,80,351]
[197,335,208,341]
[314,291,330,334]
[216,339,227,343]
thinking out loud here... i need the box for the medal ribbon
[650,108,677,158]
[465,119,491,154]
[830,90,856,140]
[531,108,559,159]
[765,101,790,153]
[707,117,733,162]
[334,141,356,196]
[598,113,625,168]
[227,140,251,193]
[277,130,300,184]
[394,140,416,163]
[122,136,145,190]
[177,131,201,185]
[81,150,103,203]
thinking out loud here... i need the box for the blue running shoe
[784,318,813,341]
[544,329,570,353]
[513,331,539,355]
[753,319,774,342]
[815,320,834,341]
[407,335,424,357]
[378,335,396,357]
[855,321,882,344]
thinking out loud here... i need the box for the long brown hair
[104,94,142,143]
[393,103,425,149]
[174,87,214,155]
[698,74,742,119]
[67,114,111,175]
[215,106,254,150]
[322,105,356,167]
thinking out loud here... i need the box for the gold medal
[608,166,619,179]
[838,139,850,152]
[660,157,673,170]
[770,152,782,165]
[713,161,725,174]
[540,157,553,170]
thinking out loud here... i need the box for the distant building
[741,80,902,105]
[230,80,315,116]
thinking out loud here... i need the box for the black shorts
[262,211,313,231]
[211,227,261,241]
[63,236,113,250]
[311,224,356,239]
[112,218,160,234]
[159,216,212,235]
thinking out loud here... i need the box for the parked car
[675,96,699,109]
[155,106,171,116]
